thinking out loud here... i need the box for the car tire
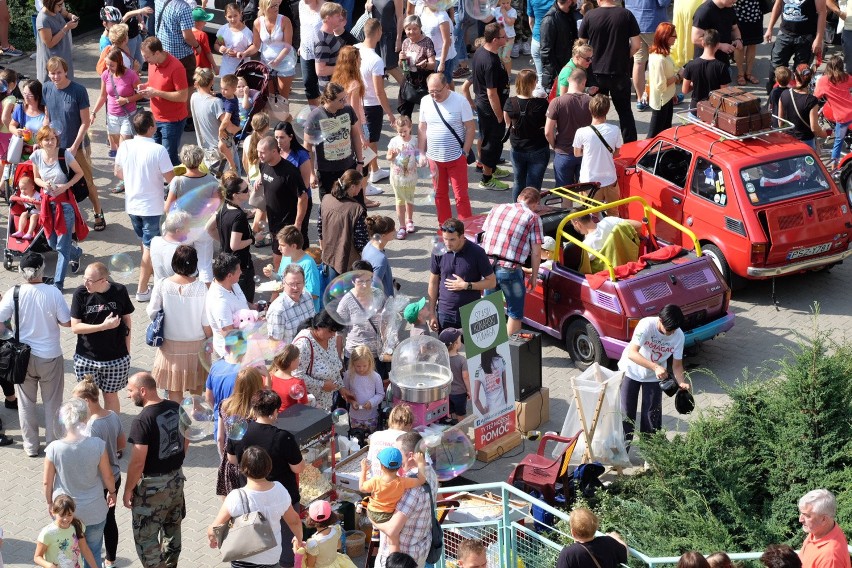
[843,166,852,208]
[565,319,609,371]
[702,243,744,290]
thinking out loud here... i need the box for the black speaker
[509,332,542,401]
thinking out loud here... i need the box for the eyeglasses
[335,96,347,103]
[237,185,250,194]
[428,86,446,95]
[84,277,104,284]
[580,55,592,62]
[282,280,304,288]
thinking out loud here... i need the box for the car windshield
[739,155,831,205]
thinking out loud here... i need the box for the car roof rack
[671,111,795,157]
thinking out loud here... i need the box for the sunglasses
[440,224,459,233]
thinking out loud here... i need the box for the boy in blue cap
[359,447,427,553]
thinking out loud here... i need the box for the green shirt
[557,60,580,93]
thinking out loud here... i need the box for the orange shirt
[362,475,422,513]
[147,52,189,123]
[800,523,852,568]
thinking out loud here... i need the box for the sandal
[736,75,747,86]
[254,235,272,248]
[110,181,125,194]
[366,199,381,208]
[746,74,760,85]
[93,212,106,232]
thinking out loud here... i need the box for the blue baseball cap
[378,447,403,469]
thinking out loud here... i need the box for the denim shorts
[106,112,135,137]
[491,266,526,320]
[129,214,163,248]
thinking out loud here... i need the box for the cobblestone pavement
[0,31,850,567]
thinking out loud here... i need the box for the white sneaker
[365,183,384,196]
[135,286,152,302]
[511,42,521,58]
[369,169,390,183]
[521,40,531,55]
[533,87,547,98]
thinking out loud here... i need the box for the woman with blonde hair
[556,40,594,96]
[246,0,295,97]
[216,366,264,496]
[556,507,628,568]
[241,112,272,246]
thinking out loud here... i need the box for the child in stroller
[4,161,50,271]
[10,173,40,240]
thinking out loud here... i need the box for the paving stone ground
[0,30,850,567]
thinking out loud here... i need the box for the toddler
[293,501,357,568]
[343,345,384,431]
[192,8,219,75]
[769,66,791,128]
[236,76,259,130]
[11,174,41,240]
[214,3,253,77]
[403,297,435,337]
[386,116,418,239]
[359,447,427,553]
[270,345,309,410]
[218,74,242,171]
[34,495,99,568]
[490,0,517,74]
[441,328,470,421]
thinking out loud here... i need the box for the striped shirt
[481,202,544,269]
[155,0,194,59]
[314,29,344,87]
[419,91,474,163]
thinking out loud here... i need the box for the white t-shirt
[356,43,385,108]
[420,9,456,64]
[585,216,625,251]
[492,6,518,38]
[618,316,685,382]
[419,91,474,163]
[573,122,623,187]
[115,136,173,216]
[299,1,323,59]
[225,482,291,565]
[216,25,253,76]
[205,280,249,356]
[367,428,406,478]
[148,278,210,341]
[0,283,70,359]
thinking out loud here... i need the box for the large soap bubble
[290,383,306,400]
[54,398,90,440]
[278,43,297,75]
[464,0,499,21]
[332,408,349,428]
[324,270,386,326]
[417,429,476,481]
[109,253,135,279]
[225,415,248,441]
[179,395,215,442]
[294,107,327,146]
[168,179,221,243]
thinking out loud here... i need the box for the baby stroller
[4,161,49,270]
[234,60,272,141]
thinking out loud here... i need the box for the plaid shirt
[266,290,316,343]
[377,465,439,568]
[155,0,194,59]
[481,202,544,269]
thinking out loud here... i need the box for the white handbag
[6,134,23,163]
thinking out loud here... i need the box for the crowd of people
[0,0,848,565]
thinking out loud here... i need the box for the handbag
[423,482,444,564]
[431,98,477,165]
[146,309,165,347]
[212,489,277,562]
[266,75,291,123]
[0,286,31,386]
[6,133,22,163]
[57,149,90,203]
[400,80,426,104]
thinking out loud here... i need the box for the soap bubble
[294,107,326,146]
[323,270,386,326]
[0,327,13,341]
[254,275,262,285]
[49,121,62,137]
[225,415,248,441]
[416,189,437,206]
[198,337,217,372]
[278,44,297,75]
[222,329,249,361]
[109,253,135,279]
[241,326,285,369]
[465,0,498,21]
[53,399,90,440]
[332,408,349,427]
[416,428,476,481]
[431,236,447,256]
[179,395,215,442]
[290,383,306,400]
[168,179,221,243]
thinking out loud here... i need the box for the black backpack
[57,149,90,203]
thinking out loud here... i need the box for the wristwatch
[466,283,472,291]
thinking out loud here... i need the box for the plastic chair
[507,431,581,504]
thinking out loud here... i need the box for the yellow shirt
[649,53,678,110]
[672,0,706,68]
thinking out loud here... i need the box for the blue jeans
[454,8,471,65]
[128,34,142,68]
[154,119,186,166]
[47,202,82,292]
[510,146,550,199]
[83,518,106,568]
[531,38,543,89]
[300,56,320,100]
[139,0,155,37]
[340,0,354,29]
[487,267,526,321]
[833,121,851,161]
[844,31,852,74]
[554,152,582,188]
[442,56,457,84]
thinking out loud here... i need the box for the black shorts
[378,30,399,70]
[449,393,468,416]
[364,105,384,143]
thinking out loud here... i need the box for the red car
[616,123,852,285]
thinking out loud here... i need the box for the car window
[637,142,692,189]
[739,155,832,205]
[691,158,728,206]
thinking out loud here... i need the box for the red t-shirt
[271,375,310,411]
[148,52,189,123]
[800,523,852,568]
[814,75,852,124]
[192,29,214,70]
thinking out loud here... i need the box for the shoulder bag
[579,543,604,568]
[212,488,277,561]
[0,285,31,386]
[589,124,614,154]
[432,98,477,164]
[57,149,90,203]
[146,305,165,347]
[423,482,444,564]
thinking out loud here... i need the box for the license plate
[787,243,832,260]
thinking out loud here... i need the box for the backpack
[57,149,90,203]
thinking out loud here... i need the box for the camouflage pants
[131,470,186,568]
[512,0,531,41]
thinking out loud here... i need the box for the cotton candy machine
[390,335,452,426]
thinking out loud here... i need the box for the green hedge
[581,324,852,559]
[10,0,102,54]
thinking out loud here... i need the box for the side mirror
[624,166,638,176]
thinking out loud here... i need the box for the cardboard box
[475,430,523,462]
[514,386,550,432]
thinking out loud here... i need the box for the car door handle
[672,197,682,205]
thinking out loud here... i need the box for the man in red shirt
[799,489,852,568]
[480,186,544,334]
[138,36,189,166]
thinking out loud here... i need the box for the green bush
[585,327,852,558]
[9,0,101,54]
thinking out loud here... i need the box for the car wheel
[844,167,852,208]
[565,319,609,371]
[702,243,744,289]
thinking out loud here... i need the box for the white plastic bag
[6,135,22,163]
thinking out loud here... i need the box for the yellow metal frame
[547,187,703,282]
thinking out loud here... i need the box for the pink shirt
[814,75,852,124]
[101,68,140,116]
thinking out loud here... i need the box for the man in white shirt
[573,94,624,216]
[206,252,250,357]
[357,18,396,193]
[617,304,689,446]
[114,110,175,302]
[0,253,71,457]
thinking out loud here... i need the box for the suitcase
[719,93,761,117]
[696,101,752,136]
[749,110,771,131]
[709,87,745,108]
